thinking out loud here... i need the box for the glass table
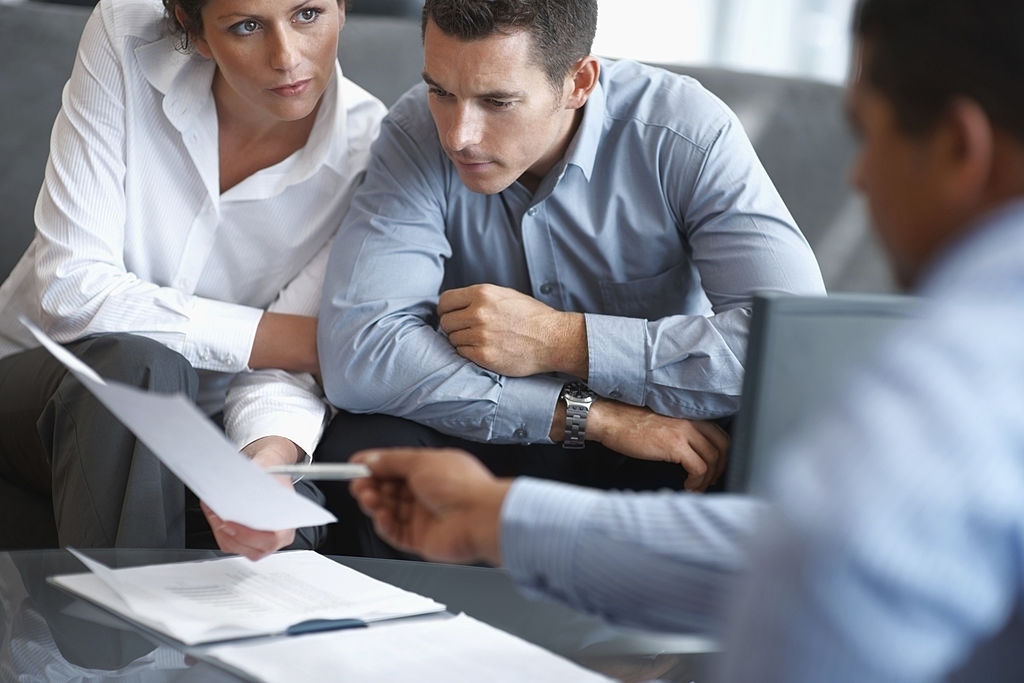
[0,548,719,681]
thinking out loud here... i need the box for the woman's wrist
[243,435,305,467]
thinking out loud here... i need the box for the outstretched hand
[349,448,512,566]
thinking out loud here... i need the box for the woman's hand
[200,436,304,561]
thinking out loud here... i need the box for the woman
[0,0,385,559]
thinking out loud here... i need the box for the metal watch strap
[561,382,594,450]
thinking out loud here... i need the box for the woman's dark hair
[162,0,205,51]
[421,0,598,90]
[853,0,1024,141]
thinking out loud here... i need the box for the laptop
[725,291,919,494]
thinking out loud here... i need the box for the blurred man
[350,0,1024,678]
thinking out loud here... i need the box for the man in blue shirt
[346,0,1024,679]
[316,0,824,556]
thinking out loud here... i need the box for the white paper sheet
[50,550,446,646]
[22,319,335,530]
[204,612,611,682]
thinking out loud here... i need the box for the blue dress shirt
[320,58,825,443]
[722,201,1024,681]
[498,202,1024,682]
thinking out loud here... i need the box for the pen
[264,463,372,480]
[285,618,367,635]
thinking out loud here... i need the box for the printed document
[49,550,445,645]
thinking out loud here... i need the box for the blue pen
[285,618,367,636]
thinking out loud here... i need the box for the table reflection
[0,550,718,682]
[0,549,236,681]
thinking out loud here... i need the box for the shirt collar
[561,65,608,182]
[136,36,215,132]
[283,63,343,180]
[918,197,1024,297]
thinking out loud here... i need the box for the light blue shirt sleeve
[720,208,1024,681]
[501,478,761,634]
[319,59,824,443]
[581,78,825,416]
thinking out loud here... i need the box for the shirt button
[539,282,554,295]
[527,207,538,217]
[513,428,528,439]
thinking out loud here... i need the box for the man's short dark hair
[853,0,1024,142]
[421,0,598,89]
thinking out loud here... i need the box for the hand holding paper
[22,319,336,532]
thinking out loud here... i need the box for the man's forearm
[548,396,662,444]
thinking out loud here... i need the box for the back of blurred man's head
[853,0,1024,143]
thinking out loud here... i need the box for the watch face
[561,382,593,450]
[563,381,596,402]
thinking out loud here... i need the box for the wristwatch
[560,381,596,449]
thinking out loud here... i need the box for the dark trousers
[0,334,196,549]
[0,333,325,551]
[313,410,688,558]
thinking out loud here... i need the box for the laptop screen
[726,292,919,494]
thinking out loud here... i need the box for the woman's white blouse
[0,0,386,455]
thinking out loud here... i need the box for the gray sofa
[0,0,889,548]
